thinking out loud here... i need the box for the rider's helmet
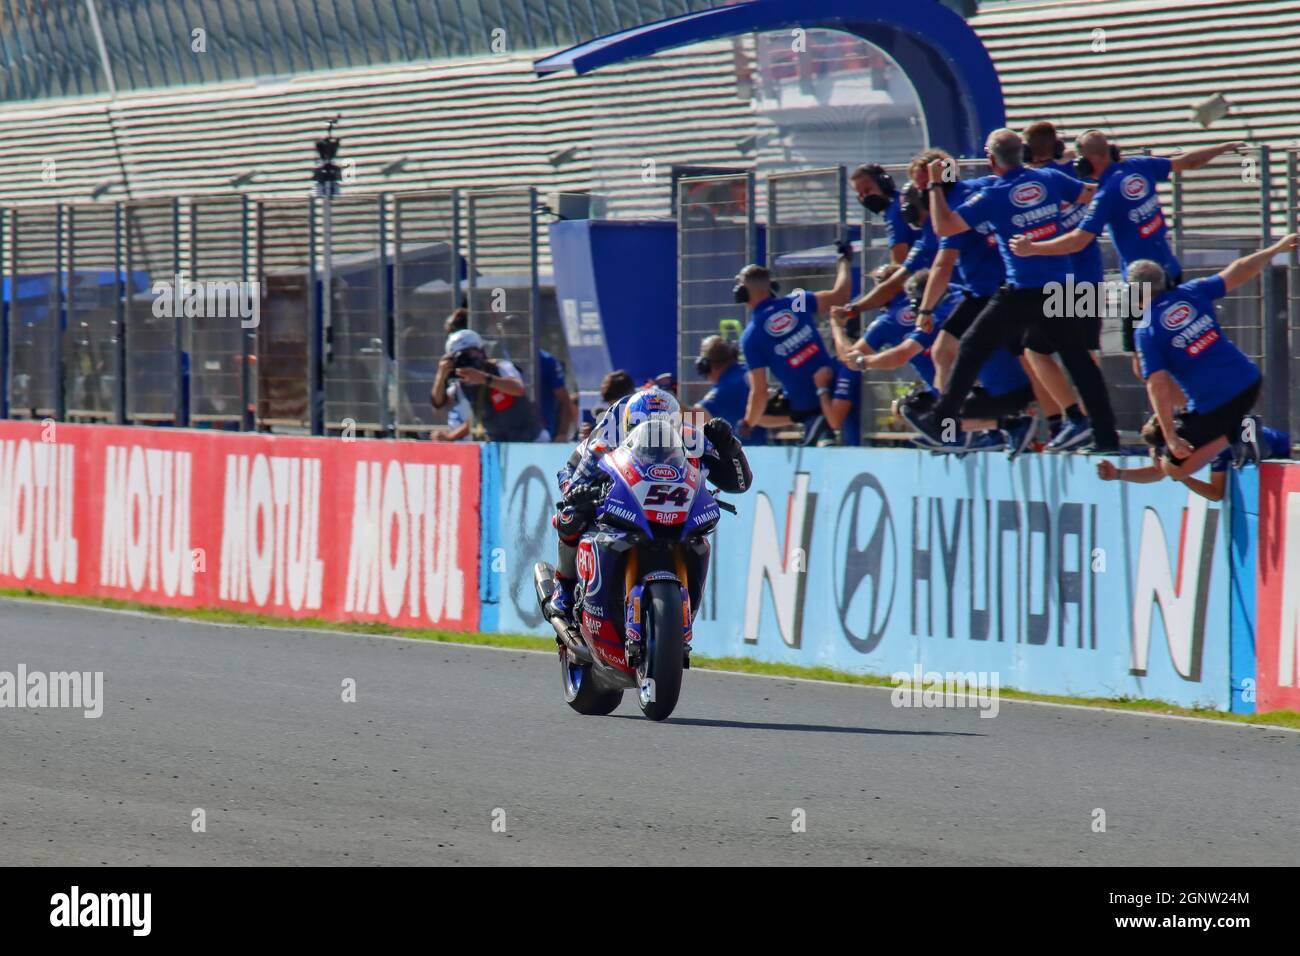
[620,386,681,436]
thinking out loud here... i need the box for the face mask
[860,193,890,214]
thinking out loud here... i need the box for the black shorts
[1086,313,1102,351]
[941,293,991,341]
[960,384,1035,422]
[1169,377,1261,459]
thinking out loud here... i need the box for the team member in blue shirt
[1022,121,1105,353]
[851,163,920,264]
[1010,130,1247,354]
[1131,232,1297,475]
[687,335,766,446]
[1098,413,1291,503]
[837,149,975,321]
[907,129,1120,453]
[737,244,853,443]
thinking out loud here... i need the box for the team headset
[857,164,897,214]
[1022,135,1066,164]
[732,272,779,303]
[899,178,958,227]
[694,339,741,375]
[1074,129,1122,178]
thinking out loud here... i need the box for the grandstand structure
[0,0,1295,435]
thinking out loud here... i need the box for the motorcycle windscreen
[618,422,697,527]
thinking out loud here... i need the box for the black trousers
[933,285,1119,445]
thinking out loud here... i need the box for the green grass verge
[4,587,1299,730]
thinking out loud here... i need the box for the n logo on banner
[1131,493,1219,681]
[744,472,816,648]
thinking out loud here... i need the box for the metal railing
[676,171,755,409]
[0,156,1295,445]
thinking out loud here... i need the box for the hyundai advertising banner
[490,443,1234,710]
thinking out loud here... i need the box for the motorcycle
[535,423,734,721]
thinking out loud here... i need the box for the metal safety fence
[1,155,1297,445]
[466,188,541,400]
[677,172,755,409]
[322,194,387,433]
[392,189,460,434]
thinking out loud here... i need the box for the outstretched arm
[1170,141,1247,173]
[1219,233,1299,292]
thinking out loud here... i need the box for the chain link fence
[255,198,315,432]
[392,189,460,434]
[322,193,388,433]
[189,195,251,426]
[7,205,62,419]
[676,172,754,409]
[65,203,122,422]
[123,199,182,424]
[0,157,1295,445]
[466,189,540,402]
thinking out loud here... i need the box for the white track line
[4,596,1298,734]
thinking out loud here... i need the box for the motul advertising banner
[1256,462,1300,713]
[0,421,479,630]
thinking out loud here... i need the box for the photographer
[430,329,545,442]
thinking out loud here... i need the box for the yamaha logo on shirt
[764,310,797,336]
[1010,182,1047,207]
[1160,301,1196,330]
[1121,173,1149,200]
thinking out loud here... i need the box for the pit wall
[1,421,1296,714]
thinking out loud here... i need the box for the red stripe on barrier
[1256,462,1300,712]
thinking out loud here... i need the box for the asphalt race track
[3,598,1298,866]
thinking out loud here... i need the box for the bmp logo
[834,473,896,653]
[1131,493,1219,680]
[744,472,816,648]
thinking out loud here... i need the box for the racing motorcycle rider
[544,386,752,627]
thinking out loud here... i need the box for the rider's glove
[834,239,853,260]
[703,417,739,454]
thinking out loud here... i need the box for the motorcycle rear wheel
[637,581,685,721]
[560,650,623,716]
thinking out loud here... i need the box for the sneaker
[900,405,946,445]
[1003,414,1038,460]
[1233,415,1263,469]
[1077,437,1121,455]
[931,431,973,454]
[966,429,1007,452]
[1043,417,1093,453]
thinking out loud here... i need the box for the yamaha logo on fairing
[833,473,897,653]
[647,465,680,481]
[1161,301,1195,331]
[1010,182,1046,207]
[764,310,797,336]
[1121,173,1149,200]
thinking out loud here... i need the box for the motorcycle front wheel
[637,580,685,721]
